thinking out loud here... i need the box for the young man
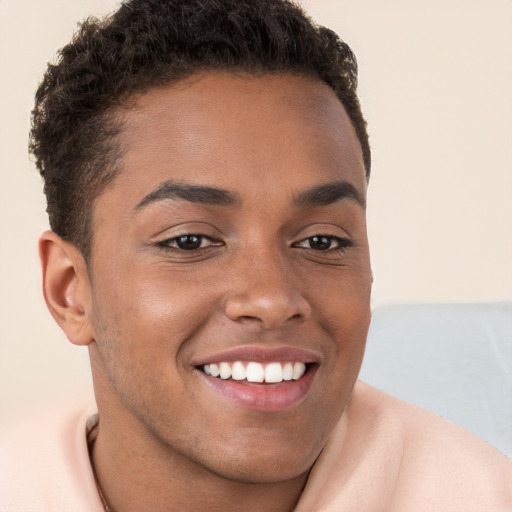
[1,1,510,511]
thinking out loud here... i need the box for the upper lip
[192,345,321,366]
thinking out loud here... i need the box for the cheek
[132,267,225,337]
[88,269,212,422]
[305,265,371,369]
[304,257,372,321]
[90,262,222,363]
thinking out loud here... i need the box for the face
[86,72,371,483]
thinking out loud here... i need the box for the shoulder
[297,382,512,512]
[355,381,512,510]
[0,401,104,512]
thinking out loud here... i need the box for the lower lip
[198,365,318,412]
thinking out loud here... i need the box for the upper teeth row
[203,361,306,383]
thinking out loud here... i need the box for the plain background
[1,0,511,423]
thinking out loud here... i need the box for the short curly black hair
[30,0,371,259]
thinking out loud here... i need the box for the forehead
[101,72,366,212]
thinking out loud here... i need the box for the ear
[39,230,94,346]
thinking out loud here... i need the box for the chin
[201,451,315,485]
[181,424,325,485]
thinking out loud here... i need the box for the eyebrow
[134,179,364,212]
[134,180,240,210]
[293,181,366,209]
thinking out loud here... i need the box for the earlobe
[39,230,94,346]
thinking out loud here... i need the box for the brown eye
[308,236,332,251]
[175,235,203,250]
[157,234,224,253]
[293,235,353,252]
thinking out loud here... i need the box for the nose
[223,249,312,330]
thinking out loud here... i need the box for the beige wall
[1,0,511,423]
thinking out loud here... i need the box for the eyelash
[292,235,353,252]
[156,234,353,254]
[156,234,222,253]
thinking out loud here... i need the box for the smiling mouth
[193,346,319,410]
[196,359,318,411]
[200,361,308,384]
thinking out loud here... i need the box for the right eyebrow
[134,180,241,211]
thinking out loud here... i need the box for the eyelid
[292,235,353,251]
[149,219,220,237]
[290,222,353,246]
[157,233,223,250]
[290,221,352,238]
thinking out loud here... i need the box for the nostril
[223,284,312,329]
[234,311,307,330]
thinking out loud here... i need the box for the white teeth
[283,362,293,381]
[209,363,220,377]
[292,362,306,380]
[202,361,308,383]
[264,362,283,383]
[219,362,231,380]
[246,362,265,383]
[231,361,246,381]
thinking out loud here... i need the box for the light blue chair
[359,302,512,458]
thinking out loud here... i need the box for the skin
[40,72,372,512]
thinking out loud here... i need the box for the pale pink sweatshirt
[1,381,511,511]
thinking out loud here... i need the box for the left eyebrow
[293,181,366,209]
[134,180,241,210]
